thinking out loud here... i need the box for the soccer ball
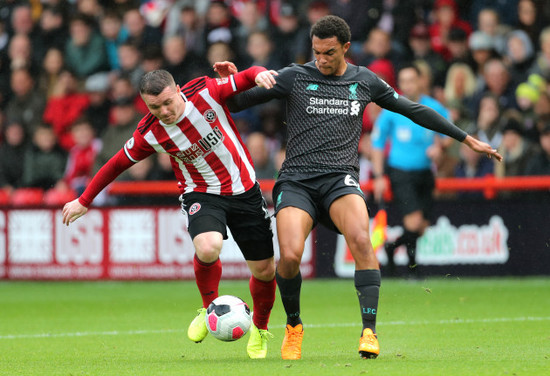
[205,295,252,341]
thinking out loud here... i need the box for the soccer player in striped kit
[62,65,278,359]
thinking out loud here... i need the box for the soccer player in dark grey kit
[226,15,502,360]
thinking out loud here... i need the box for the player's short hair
[139,70,176,96]
[310,15,351,45]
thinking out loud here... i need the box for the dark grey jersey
[229,61,467,178]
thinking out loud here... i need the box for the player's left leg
[329,194,381,359]
[228,185,276,358]
[245,257,276,359]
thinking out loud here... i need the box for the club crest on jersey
[203,109,217,123]
[189,203,201,215]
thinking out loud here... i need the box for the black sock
[403,230,420,270]
[275,270,302,327]
[355,269,381,334]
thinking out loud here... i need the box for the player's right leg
[188,231,224,343]
[276,206,313,360]
[181,193,228,343]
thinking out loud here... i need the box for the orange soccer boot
[358,328,380,359]
[281,323,303,360]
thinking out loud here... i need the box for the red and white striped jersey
[123,69,264,196]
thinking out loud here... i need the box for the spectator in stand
[92,96,141,182]
[467,0,517,29]
[10,4,40,67]
[246,132,277,180]
[476,8,507,55]
[141,45,164,74]
[469,31,498,91]
[475,93,504,149]
[470,58,518,117]
[164,5,206,55]
[245,31,281,70]
[7,33,37,74]
[504,30,535,84]
[270,3,310,66]
[0,121,27,192]
[454,133,495,199]
[76,0,104,22]
[100,11,129,71]
[123,8,163,51]
[117,41,144,90]
[110,74,149,116]
[5,67,45,139]
[516,0,544,50]
[234,1,268,60]
[203,0,240,54]
[22,124,67,190]
[525,122,550,184]
[206,41,238,69]
[83,72,112,137]
[406,23,447,89]
[65,13,109,79]
[362,59,396,133]
[444,62,477,122]
[446,27,474,69]
[38,47,65,99]
[331,0,383,45]
[34,4,68,63]
[429,0,472,61]
[162,35,210,87]
[530,26,550,81]
[515,74,546,142]
[63,117,101,195]
[495,117,538,180]
[43,69,91,150]
[356,28,397,69]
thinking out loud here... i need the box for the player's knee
[278,248,302,268]
[251,261,275,281]
[194,235,222,263]
[347,231,372,253]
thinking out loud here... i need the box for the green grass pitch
[1,278,549,375]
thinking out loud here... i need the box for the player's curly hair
[139,70,176,96]
[310,15,351,45]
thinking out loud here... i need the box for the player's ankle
[287,317,302,327]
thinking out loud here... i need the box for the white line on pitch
[1,316,549,340]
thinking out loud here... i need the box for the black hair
[139,70,176,96]
[310,15,351,45]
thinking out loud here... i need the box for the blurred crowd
[0,0,550,206]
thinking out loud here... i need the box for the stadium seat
[10,188,44,207]
[43,188,77,207]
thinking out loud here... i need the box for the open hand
[213,61,238,78]
[463,135,503,162]
[62,199,88,226]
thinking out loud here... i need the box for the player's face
[312,36,350,76]
[142,84,184,124]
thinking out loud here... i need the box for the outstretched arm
[62,148,135,225]
[378,95,502,161]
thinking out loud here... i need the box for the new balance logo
[306,84,319,91]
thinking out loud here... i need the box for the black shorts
[180,183,274,261]
[272,172,367,233]
[388,167,435,217]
